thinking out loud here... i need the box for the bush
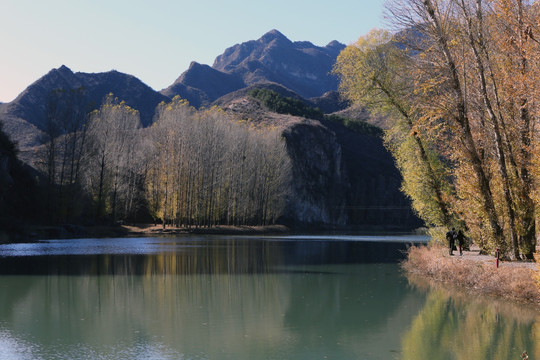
[249,88,324,120]
[403,244,540,306]
[250,88,383,137]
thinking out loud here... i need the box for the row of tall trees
[40,94,291,228]
[145,97,291,227]
[334,0,539,258]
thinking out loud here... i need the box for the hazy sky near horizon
[0,0,386,102]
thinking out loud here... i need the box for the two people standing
[446,227,465,256]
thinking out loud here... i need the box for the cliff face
[225,96,420,229]
[282,120,347,226]
[280,118,420,229]
[322,119,421,229]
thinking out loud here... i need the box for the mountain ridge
[1,30,347,139]
[3,65,169,132]
[163,29,346,107]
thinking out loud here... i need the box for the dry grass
[402,244,540,307]
[122,224,290,235]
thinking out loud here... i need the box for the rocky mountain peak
[166,30,346,106]
[56,64,72,74]
[259,29,291,45]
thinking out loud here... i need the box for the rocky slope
[162,29,345,108]
[0,66,169,148]
[223,95,420,229]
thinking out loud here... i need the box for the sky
[0,0,386,103]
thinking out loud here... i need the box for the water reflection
[402,276,540,360]
[0,236,537,359]
[0,266,422,359]
[0,236,416,275]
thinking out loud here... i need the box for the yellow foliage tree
[336,0,539,258]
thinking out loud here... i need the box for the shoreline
[1,223,422,244]
[121,224,291,236]
[0,224,293,244]
[402,244,540,308]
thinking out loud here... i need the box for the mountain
[1,30,347,149]
[161,62,244,108]
[162,29,346,108]
[1,65,169,137]
[0,31,421,229]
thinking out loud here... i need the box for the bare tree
[82,94,142,222]
[146,97,292,228]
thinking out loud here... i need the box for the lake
[0,235,538,360]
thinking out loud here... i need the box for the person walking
[446,227,456,255]
[456,229,465,256]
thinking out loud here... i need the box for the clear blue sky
[0,0,386,103]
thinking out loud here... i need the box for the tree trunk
[461,0,520,258]
[423,0,505,250]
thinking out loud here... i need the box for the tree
[41,87,90,222]
[333,29,454,234]
[337,0,539,258]
[145,96,291,228]
[82,94,142,222]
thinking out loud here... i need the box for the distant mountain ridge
[162,29,345,107]
[0,30,347,143]
[1,65,169,131]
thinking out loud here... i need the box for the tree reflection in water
[402,275,540,360]
[2,236,535,359]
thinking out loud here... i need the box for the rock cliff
[224,95,421,229]
[282,120,347,226]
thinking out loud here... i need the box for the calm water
[0,235,537,360]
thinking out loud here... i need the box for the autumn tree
[333,29,455,236]
[337,0,539,258]
[145,96,291,228]
[82,94,142,221]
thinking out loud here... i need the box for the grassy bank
[402,244,540,308]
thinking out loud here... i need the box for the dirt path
[450,245,538,270]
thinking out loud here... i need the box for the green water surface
[0,236,537,359]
